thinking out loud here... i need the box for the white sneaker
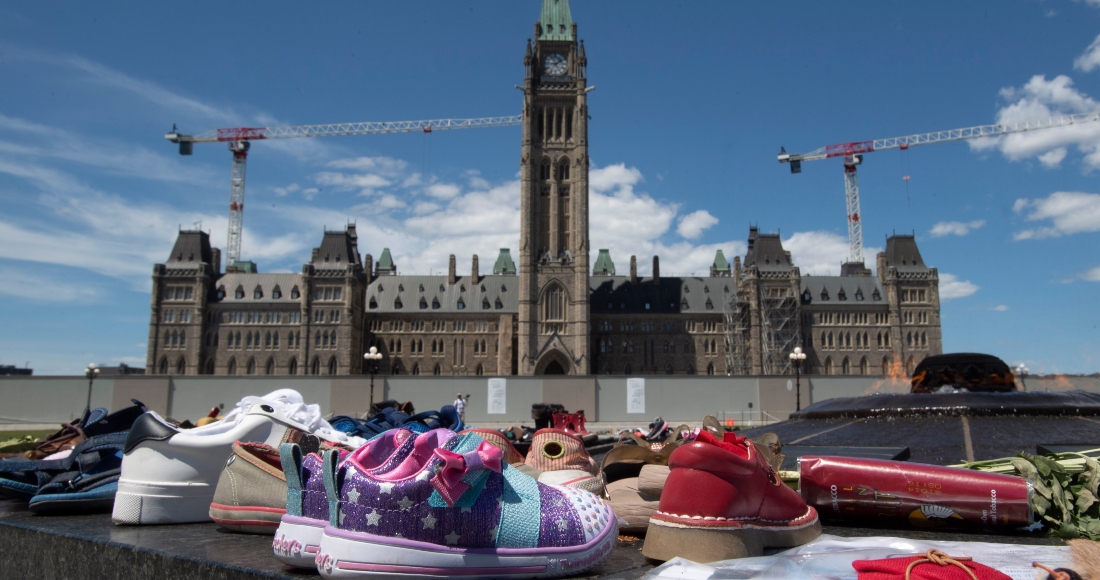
[112,389,365,525]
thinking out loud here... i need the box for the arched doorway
[535,350,571,375]
[543,360,566,375]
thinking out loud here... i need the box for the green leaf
[1036,455,1066,475]
[1057,521,1082,539]
[1031,492,1052,516]
[1011,458,1038,479]
[1078,490,1095,512]
[1032,473,1054,500]
[1084,457,1100,496]
[1025,452,1050,477]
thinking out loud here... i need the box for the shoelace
[222,389,350,443]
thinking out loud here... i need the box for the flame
[864,354,911,395]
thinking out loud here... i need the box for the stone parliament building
[146,0,943,378]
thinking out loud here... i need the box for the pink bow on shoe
[431,441,503,507]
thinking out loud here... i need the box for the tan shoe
[209,441,288,534]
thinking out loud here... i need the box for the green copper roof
[493,248,516,275]
[377,247,395,271]
[539,0,573,41]
[712,249,731,272]
[593,249,615,275]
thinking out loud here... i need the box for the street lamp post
[789,347,807,411]
[363,347,384,415]
[84,363,100,413]
[1015,364,1029,392]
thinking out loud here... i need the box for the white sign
[487,378,507,414]
[627,378,646,414]
[787,380,793,391]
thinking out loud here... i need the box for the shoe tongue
[695,430,749,459]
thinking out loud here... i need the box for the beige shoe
[209,441,288,533]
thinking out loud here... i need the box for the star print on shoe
[316,429,618,578]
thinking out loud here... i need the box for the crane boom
[777,111,1100,264]
[166,114,522,266]
[166,115,523,146]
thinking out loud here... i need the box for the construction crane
[166,115,523,266]
[777,112,1100,265]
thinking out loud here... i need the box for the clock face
[544,53,568,76]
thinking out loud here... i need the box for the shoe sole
[210,502,285,534]
[28,482,118,514]
[273,515,327,569]
[641,508,822,562]
[112,480,215,524]
[316,519,618,579]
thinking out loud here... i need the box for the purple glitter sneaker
[315,429,618,579]
[273,428,417,568]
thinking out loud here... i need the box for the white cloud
[1075,33,1100,72]
[1038,148,1068,168]
[0,114,217,187]
[969,75,1100,171]
[939,273,980,300]
[677,210,719,239]
[1012,191,1100,239]
[590,163,643,193]
[0,267,104,303]
[780,231,881,276]
[991,305,1010,312]
[426,182,461,200]
[273,183,300,197]
[929,219,986,237]
[413,201,441,215]
[326,156,407,174]
[1079,265,1100,282]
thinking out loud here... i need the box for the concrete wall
[3,374,1096,427]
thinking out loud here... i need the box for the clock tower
[518,0,591,375]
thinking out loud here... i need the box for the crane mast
[778,112,1100,265]
[167,114,523,266]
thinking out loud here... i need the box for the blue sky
[1,1,1099,375]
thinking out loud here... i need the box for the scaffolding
[724,288,752,375]
[758,285,801,375]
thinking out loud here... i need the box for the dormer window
[398,284,404,292]
[460,285,466,293]
[369,297,378,309]
[419,298,428,310]
[235,286,245,299]
[681,298,689,310]
[432,298,441,310]
[217,286,226,300]
[872,289,882,301]
[802,290,811,303]
[837,289,847,301]
[457,299,466,310]
[501,284,507,292]
[394,298,403,309]
[704,285,710,293]
[254,286,263,299]
[820,289,829,301]
[483,298,491,309]
[855,289,864,301]
[705,298,714,310]
[481,285,486,292]
[439,284,445,293]
[419,284,425,292]
[291,286,300,299]
[273,286,282,299]
[496,298,504,309]
[684,285,690,293]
